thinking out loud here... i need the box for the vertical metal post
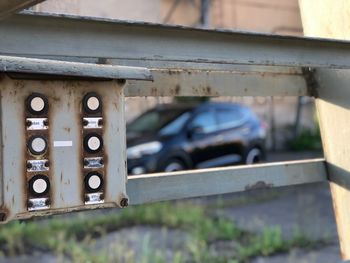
[299,0,350,259]
[200,0,210,28]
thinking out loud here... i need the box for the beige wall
[213,0,302,35]
[34,0,161,22]
[34,0,302,35]
[161,0,200,26]
[161,0,302,35]
[299,0,350,40]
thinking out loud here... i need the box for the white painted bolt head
[87,96,100,111]
[31,137,47,153]
[30,96,45,112]
[87,136,101,151]
[88,175,102,190]
[32,178,48,194]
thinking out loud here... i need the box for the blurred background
[0,1,339,263]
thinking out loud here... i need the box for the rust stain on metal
[302,67,319,98]
[245,181,274,191]
[78,89,84,205]
[117,79,126,85]
[175,84,181,95]
[0,206,9,222]
[151,87,157,96]
[206,86,211,94]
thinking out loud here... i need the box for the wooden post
[299,0,350,259]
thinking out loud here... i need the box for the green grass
[0,201,329,263]
[288,129,322,151]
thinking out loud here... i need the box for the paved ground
[224,183,343,262]
[222,183,337,241]
[252,245,343,263]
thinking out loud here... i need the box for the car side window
[160,112,191,136]
[190,110,217,134]
[216,108,246,130]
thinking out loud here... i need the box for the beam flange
[1,12,350,70]
[0,55,152,81]
[127,159,327,205]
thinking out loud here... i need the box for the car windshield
[127,108,190,134]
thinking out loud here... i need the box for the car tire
[163,158,186,172]
[245,147,263,164]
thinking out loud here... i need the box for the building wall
[34,0,161,22]
[211,0,302,35]
[161,0,303,35]
[34,0,302,35]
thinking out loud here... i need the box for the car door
[214,106,248,163]
[186,109,224,167]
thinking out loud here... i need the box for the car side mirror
[187,125,204,138]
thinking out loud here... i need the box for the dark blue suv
[127,102,267,175]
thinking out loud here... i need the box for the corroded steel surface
[0,75,127,222]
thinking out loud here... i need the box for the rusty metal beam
[0,1,45,19]
[1,12,350,70]
[5,12,350,97]
[127,159,327,205]
[0,55,152,81]
[125,67,308,97]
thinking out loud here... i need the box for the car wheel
[163,159,186,172]
[245,147,262,164]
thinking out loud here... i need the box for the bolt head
[120,198,129,208]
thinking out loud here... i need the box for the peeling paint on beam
[127,159,327,205]
[0,55,152,81]
[125,68,308,97]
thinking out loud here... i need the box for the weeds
[0,201,328,263]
